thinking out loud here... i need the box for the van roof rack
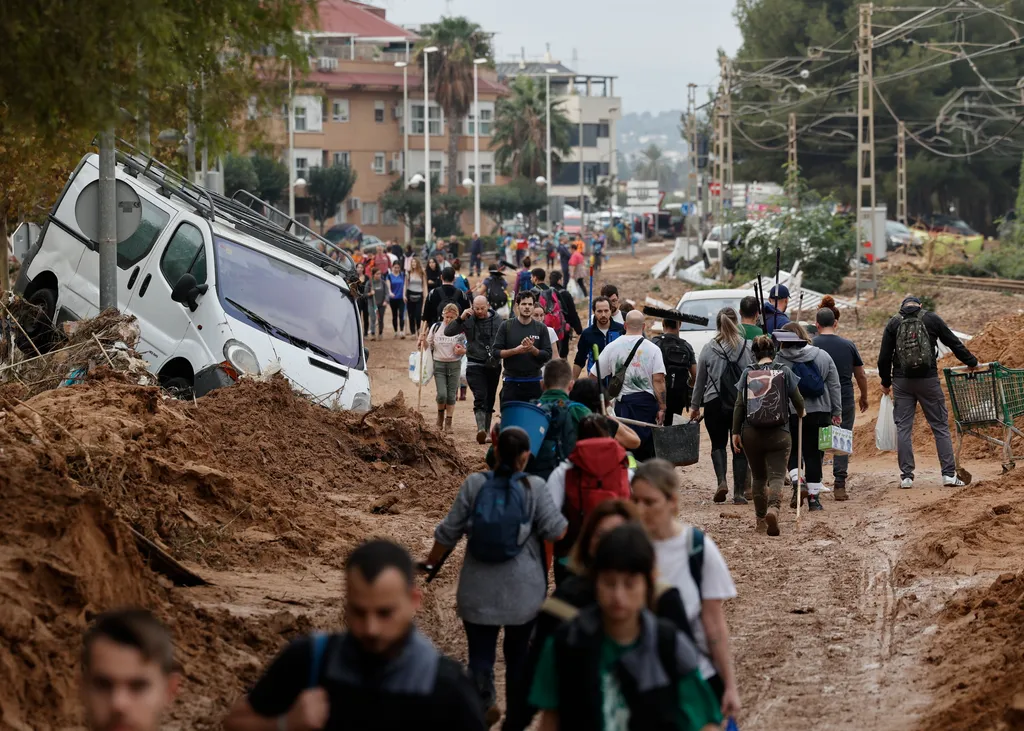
[113,139,357,284]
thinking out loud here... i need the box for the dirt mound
[942,313,1024,370]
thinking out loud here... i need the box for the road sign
[709,182,722,197]
[626,180,659,214]
[75,180,142,244]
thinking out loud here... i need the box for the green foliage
[943,245,1024,280]
[307,164,357,233]
[591,182,613,209]
[732,206,856,293]
[379,179,425,233]
[251,155,289,206]
[378,181,470,236]
[492,76,572,179]
[479,178,548,226]
[223,153,259,197]
[431,193,471,237]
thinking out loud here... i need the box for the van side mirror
[171,273,208,312]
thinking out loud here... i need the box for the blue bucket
[500,401,550,456]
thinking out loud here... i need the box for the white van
[14,145,371,411]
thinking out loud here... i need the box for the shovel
[795,415,803,525]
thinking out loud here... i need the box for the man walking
[739,295,764,339]
[548,271,583,359]
[878,295,977,488]
[573,296,624,379]
[591,310,667,461]
[494,290,552,406]
[424,266,470,327]
[599,284,625,325]
[763,285,791,334]
[557,236,572,284]
[469,232,483,276]
[226,540,485,731]
[482,266,510,319]
[813,307,869,500]
[652,314,696,426]
[448,295,504,443]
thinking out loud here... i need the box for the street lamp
[395,60,410,242]
[287,60,296,218]
[472,58,488,237]
[293,177,307,188]
[544,67,558,231]
[422,46,439,246]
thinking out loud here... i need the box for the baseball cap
[770,284,790,299]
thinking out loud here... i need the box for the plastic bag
[567,278,584,300]
[408,350,434,385]
[460,355,468,380]
[875,394,897,451]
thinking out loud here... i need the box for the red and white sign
[709,182,722,197]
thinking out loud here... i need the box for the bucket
[653,421,700,466]
[499,401,550,456]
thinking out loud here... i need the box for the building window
[332,99,350,123]
[333,151,350,167]
[479,109,493,135]
[373,153,385,174]
[582,123,599,147]
[362,201,379,225]
[294,106,307,132]
[391,152,402,175]
[429,159,442,186]
[411,105,425,134]
[374,100,385,123]
[383,208,399,226]
[481,164,493,185]
[428,106,442,135]
[412,104,443,135]
[597,121,610,138]
[295,157,309,180]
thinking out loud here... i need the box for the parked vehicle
[917,214,980,238]
[674,288,749,357]
[700,224,737,269]
[885,220,923,253]
[14,143,371,411]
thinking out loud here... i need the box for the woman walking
[422,303,467,432]
[406,257,427,337]
[690,307,753,503]
[385,261,406,338]
[774,322,841,512]
[426,256,443,295]
[422,427,567,727]
[354,262,371,337]
[369,266,387,340]
[568,248,587,296]
[632,459,740,721]
[731,335,805,536]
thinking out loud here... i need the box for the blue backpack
[791,360,826,398]
[467,471,533,563]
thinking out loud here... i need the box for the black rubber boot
[732,452,749,504]
[711,449,729,503]
[475,411,488,444]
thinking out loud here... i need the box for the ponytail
[714,307,743,350]
[494,427,531,476]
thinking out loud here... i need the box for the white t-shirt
[590,334,666,398]
[547,326,560,352]
[544,459,572,512]
[654,525,737,679]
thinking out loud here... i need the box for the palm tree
[414,18,491,192]
[634,144,668,184]
[492,75,572,180]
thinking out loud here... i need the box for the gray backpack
[896,311,934,373]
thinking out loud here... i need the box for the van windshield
[678,298,739,332]
[214,237,361,368]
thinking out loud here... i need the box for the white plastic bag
[875,394,897,451]
[460,355,468,380]
[408,350,434,385]
[567,278,584,300]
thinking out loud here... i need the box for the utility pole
[897,120,907,225]
[855,2,877,300]
[721,56,734,226]
[687,83,698,252]
[98,129,118,311]
[711,87,722,232]
[787,112,799,208]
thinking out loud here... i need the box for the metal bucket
[652,421,701,466]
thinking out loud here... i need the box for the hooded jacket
[774,344,842,417]
[762,302,791,334]
[877,300,977,386]
[690,337,754,409]
[445,310,503,366]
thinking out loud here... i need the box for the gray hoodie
[691,338,754,409]
[774,344,842,417]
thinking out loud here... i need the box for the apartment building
[269,0,506,241]
[496,60,621,216]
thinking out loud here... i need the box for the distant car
[885,220,923,253]
[324,223,362,246]
[674,288,750,358]
[917,214,980,237]
[700,225,737,270]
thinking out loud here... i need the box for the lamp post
[287,60,296,219]
[395,60,410,242]
[409,173,426,248]
[422,45,439,247]
[473,58,487,237]
[544,67,558,232]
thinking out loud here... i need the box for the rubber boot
[459,385,468,401]
[732,452,749,505]
[444,416,453,433]
[471,670,499,726]
[834,478,849,501]
[765,507,781,536]
[711,449,729,503]
[436,410,445,431]
[475,411,488,445]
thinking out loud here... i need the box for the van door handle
[127,267,140,289]
[138,273,152,297]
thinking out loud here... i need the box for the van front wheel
[16,287,58,353]
[162,376,195,401]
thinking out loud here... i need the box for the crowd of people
[79,234,982,731]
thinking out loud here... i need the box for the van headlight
[351,391,371,412]
[223,340,262,375]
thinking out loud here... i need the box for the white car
[675,288,752,358]
[700,224,737,270]
[15,146,372,411]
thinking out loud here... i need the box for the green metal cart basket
[944,362,1024,470]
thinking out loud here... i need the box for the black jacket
[552,284,583,336]
[445,310,503,366]
[424,284,470,327]
[878,302,977,386]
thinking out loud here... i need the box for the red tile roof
[314,0,418,40]
[304,70,507,94]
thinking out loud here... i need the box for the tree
[492,76,572,180]
[251,154,289,206]
[307,164,357,233]
[223,153,259,198]
[590,180,614,210]
[414,17,492,192]
[380,178,426,235]
[432,193,471,237]
[479,178,548,230]
[634,144,668,184]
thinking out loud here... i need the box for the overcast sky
[380,0,743,114]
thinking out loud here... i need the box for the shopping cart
[944,362,1024,471]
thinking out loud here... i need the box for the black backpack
[486,277,507,311]
[434,285,463,321]
[655,335,695,402]
[712,340,747,416]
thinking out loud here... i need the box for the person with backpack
[762,284,791,334]
[422,427,568,727]
[731,335,805,536]
[689,308,753,504]
[653,314,697,426]
[482,267,510,319]
[591,310,667,462]
[774,323,842,512]
[533,304,560,357]
[568,378,642,451]
[573,296,624,379]
[813,302,869,501]
[448,295,505,443]
[514,256,534,297]
[528,523,723,731]
[525,359,592,480]
[421,303,468,433]
[548,271,583,359]
[878,295,978,489]
[424,266,470,328]
[494,290,553,406]
[226,540,485,731]
[631,459,740,720]
[530,267,569,350]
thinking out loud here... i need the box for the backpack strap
[689,528,705,602]
[309,632,329,688]
[654,621,681,687]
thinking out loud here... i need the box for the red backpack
[536,285,568,341]
[555,437,631,559]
